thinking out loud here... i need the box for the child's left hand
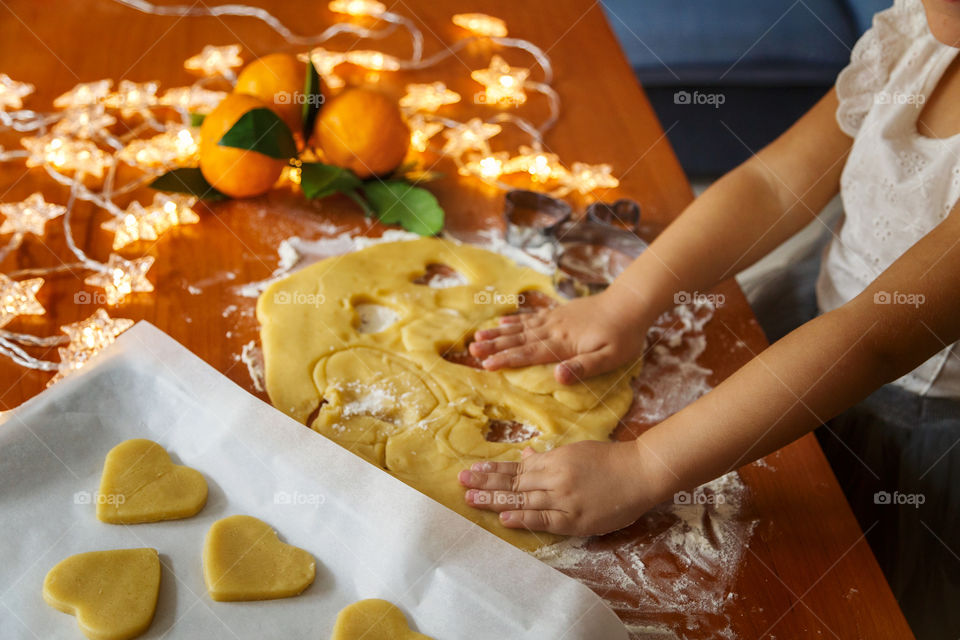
[458,440,661,537]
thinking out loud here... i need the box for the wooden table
[0,0,914,637]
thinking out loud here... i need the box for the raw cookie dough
[43,548,160,640]
[97,439,207,524]
[257,238,641,549]
[203,515,316,601]
[331,599,433,640]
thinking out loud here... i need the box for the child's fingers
[466,489,552,512]
[473,323,523,341]
[469,460,520,475]
[470,328,552,359]
[500,311,547,329]
[554,346,617,384]
[481,340,563,370]
[458,467,546,492]
[499,508,570,533]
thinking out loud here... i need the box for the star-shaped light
[471,55,529,106]
[159,86,226,114]
[103,80,159,118]
[51,104,116,139]
[0,193,67,237]
[117,123,200,169]
[560,162,620,194]
[0,274,45,329]
[0,74,35,110]
[441,117,501,156]
[503,145,567,183]
[459,151,510,180]
[148,193,200,232]
[53,80,112,109]
[305,48,347,90]
[101,202,160,250]
[50,309,134,384]
[84,254,154,305]
[328,0,385,16]
[184,44,243,77]
[22,134,111,178]
[400,82,460,113]
[345,50,400,71]
[452,13,508,38]
[407,114,444,153]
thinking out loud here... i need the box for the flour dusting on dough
[354,304,400,334]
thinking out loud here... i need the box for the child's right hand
[468,290,648,384]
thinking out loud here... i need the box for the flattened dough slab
[257,238,641,548]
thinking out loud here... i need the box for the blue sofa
[601,0,891,175]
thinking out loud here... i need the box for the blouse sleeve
[835,0,929,137]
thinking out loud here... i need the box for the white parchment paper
[0,322,627,639]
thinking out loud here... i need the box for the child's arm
[471,89,851,383]
[461,206,960,535]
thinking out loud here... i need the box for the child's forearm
[607,89,848,324]
[634,208,960,500]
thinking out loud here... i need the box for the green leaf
[362,180,445,236]
[301,61,322,140]
[300,162,361,199]
[150,167,227,200]
[218,107,297,159]
[189,112,206,127]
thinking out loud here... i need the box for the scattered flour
[534,472,757,640]
[240,340,265,393]
[354,304,400,334]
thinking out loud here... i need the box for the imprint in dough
[202,515,316,601]
[43,548,160,640]
[257,238,642,549]
[331,599,433,640]
[96,439,207,524]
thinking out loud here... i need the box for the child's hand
[458,441,659,537]
[469,291,647,384]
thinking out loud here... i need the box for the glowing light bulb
[51,309,134,384]
[460,151,509,180]
[103,80,159,118]
[561,162,620,194]
[407,114,444,153]
[117,124,200,169]
[83,254,155,305]
[471,55,528,106]
[22,134,111,178]
[304,49,347,90]
[184,44,243,77]
[159,86,226,113]
[0,193,67,237]
[452,13,508,38]
[53,80,112,110]
[52,104,116,139]
[0,274,45,328]
[441,117,501,156]
[328,0,385,16]
[0,74,35,110]
[345,50,400,71]
[400,82,460,113]
[503,146,566,183]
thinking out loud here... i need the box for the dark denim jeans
[750,251,960,639]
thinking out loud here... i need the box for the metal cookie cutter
[585,198,641,232]
[503,189,572,252]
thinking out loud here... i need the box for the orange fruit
[234,53,305,134]
[315,88,409,178]
[200,94,287,199]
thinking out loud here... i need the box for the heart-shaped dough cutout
[43,548,160,640]
[331,599,433,640]
[97,439,207,524]
[203,515,316,601]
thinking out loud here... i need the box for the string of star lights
[0,1,621,385]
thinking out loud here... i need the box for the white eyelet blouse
[818,0,960,398]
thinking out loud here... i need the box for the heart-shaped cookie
[43,548,160,640]
[203,515,316,601]
[331,599,433,640]
[97,439,207,524]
